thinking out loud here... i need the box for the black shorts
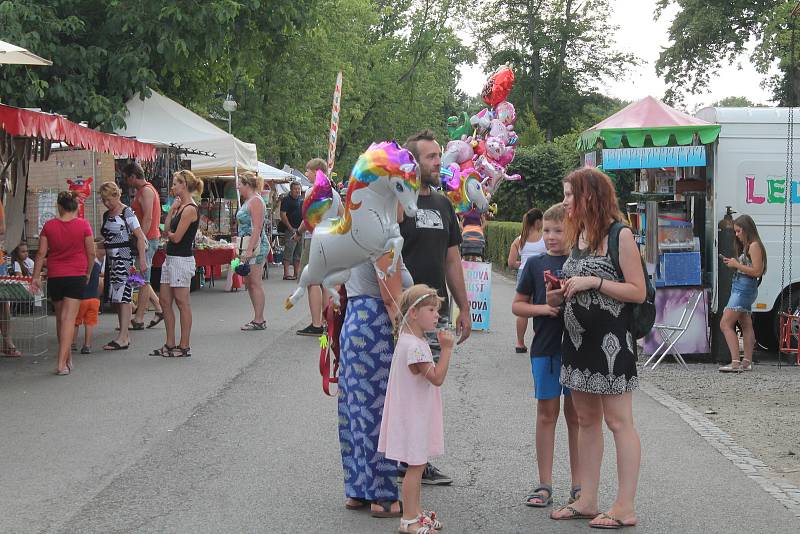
[48,276,86,302]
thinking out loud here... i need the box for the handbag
[239,235,261,259]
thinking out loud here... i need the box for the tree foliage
[478,0,637,141]
[0,0,314,129]
[655,1,798,105]
[491,132,580,221]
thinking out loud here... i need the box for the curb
[640,382,800,518]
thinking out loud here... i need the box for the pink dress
[378,333,444,465]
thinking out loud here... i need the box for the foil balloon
[285,141,419,310]
[446,112,472,140]
[481,66,515,107]
[441,139,475,170]
[441,165,490,215]
[302,170,334,232]
[495,101,516,126]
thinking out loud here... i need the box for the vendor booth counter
[151,247,235,288]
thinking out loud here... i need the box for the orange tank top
[132,182,161,240]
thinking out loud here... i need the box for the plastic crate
[656,252,701,287]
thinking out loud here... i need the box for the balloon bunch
[442,66,521,208]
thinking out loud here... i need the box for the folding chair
[642,290,704,371]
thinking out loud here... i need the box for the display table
[152,247,236,285]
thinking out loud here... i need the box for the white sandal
[399,515,438,534]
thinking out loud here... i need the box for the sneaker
[421,463,452,486]
[70,343,77,352]
[80,346,92,354]
[296,324,324,337]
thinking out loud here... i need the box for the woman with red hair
[548,167,645,529]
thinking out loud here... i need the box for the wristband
[597,277,604,291]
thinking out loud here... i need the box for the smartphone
[543,270,561,288]
[718,253,727,261]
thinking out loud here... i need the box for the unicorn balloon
[285,141,419,309]
[441,165,490,214]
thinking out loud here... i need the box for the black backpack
[608,222,656,339]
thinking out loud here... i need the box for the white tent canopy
[258,161,293,181]
[115,90,257,178]
[0,39,51,65]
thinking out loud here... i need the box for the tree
[0,0,315,129]
[478,0,637,141]
[491,132,580,221]
[655,1,798,105]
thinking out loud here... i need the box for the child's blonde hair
[543,203,565,223]
[393,284,443,340]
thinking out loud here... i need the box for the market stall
[578,96,721,357]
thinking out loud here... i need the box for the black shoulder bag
[608,221,656,339]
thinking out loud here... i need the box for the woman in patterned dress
[99,182,147,351]
[548,168,646,529]
[338,254,411,519]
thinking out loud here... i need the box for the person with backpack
[548,167,646,529]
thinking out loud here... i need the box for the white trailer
[696,107,800,347]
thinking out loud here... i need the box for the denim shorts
[531,354,571,400]
[725,274,758,313]
[143,238,160,282]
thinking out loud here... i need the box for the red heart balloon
[481,67,515,107]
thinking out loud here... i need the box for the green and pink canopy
[578,96,721,152]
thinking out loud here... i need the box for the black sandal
[146,312,165,328]
[149,345,175,357]
[103,341,130,351]
[130,320,145,330]
[165,346,191,358]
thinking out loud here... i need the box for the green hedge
[485,221,522,272]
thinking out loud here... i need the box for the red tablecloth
[152,247,236,280]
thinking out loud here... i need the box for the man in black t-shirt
[280,181,304,280]
[400,129,471,341]
[398,129,472,487]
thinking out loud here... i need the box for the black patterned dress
[559,248,639,395]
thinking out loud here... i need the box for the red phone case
[543,270,561,288]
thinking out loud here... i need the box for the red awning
[0,103,156,160]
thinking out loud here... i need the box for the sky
[459,0,777,111]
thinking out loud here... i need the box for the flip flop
[370,500,403,518]
[130,320,145,330]
[103,341,130,351]
[345,498,369,510]
[550,505,599,520]
[2,346,22,358]
[589,512,637,529]
[241,321,266,331]
[146,312,165,329]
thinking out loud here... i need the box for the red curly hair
[563,167,623,253]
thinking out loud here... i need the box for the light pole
[222,94,238,133]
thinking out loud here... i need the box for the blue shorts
[725,274,758,313]
[531,354,571,400]
[143,238,160,282]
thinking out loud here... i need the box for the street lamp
[222,94,238,133]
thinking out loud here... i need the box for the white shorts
[160,255,196,288]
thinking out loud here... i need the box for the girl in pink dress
[378,284,455,534]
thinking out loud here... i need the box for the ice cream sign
[745,175,800,204]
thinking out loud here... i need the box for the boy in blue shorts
[512,203,580,508]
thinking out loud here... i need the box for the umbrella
[0,40,52,66]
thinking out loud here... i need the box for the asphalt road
[1,266,797,533]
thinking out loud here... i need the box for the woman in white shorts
[151,170,202,358]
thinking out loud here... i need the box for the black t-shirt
[400,191,462,310]
[82,261,102,300]
[280,194,303,229]
[516,253,568,356]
